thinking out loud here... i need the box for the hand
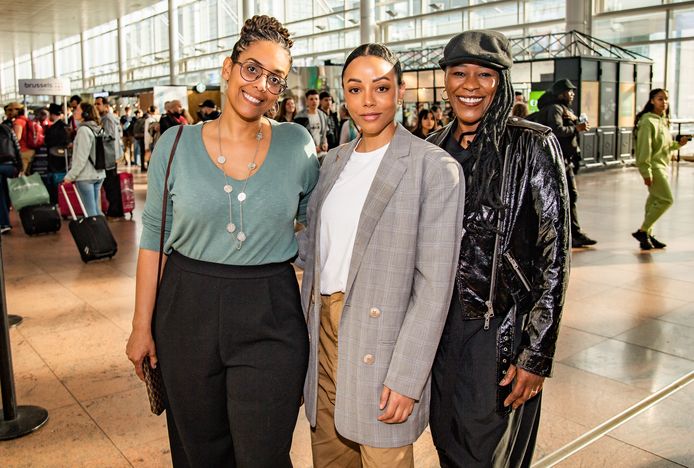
[126,327,157,381]
[576,122,589,132]
[500,365,545,410]
[679,136,690,146]
[321,143,328,152]
[644,177,652,187]
[63,176,72,183]
[377,386,415,424]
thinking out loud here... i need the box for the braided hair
[231,15,293,64]
[463,68,514,233]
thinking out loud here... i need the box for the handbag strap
[155,126,185,302]
[483,144,511,331]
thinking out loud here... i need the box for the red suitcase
[58,182,108,218]
[102,172,135,218]
[119,172,135,217]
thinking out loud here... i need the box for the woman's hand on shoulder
[126,327,157,381]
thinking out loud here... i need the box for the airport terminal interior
[1,0,694,466]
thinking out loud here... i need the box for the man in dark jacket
[43,103,71,203]
[198,99,221,121]
[427,30,570,467]
[0,118,23,233]
[532,79,596,248]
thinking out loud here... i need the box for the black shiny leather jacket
[428,117,570,379]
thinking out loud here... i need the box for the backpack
[88,127,107,170]
[24,118,45,149]
[0,124,18,163]
[133,117,146,139]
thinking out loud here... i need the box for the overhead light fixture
[385,9,397,17]
[194,47,206,53]
[315,24,326,31]
[429,3,443,10]
[348,18,358,24]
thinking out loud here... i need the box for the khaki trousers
[311,292,414,468]
[20,149,35,174]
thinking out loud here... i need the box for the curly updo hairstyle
[231,15,293,65]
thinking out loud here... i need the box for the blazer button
[369,307,381,318]
[363,354,375,365]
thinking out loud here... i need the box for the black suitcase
[60,184,117,263]
[19,204,62,235]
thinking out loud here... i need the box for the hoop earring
[442,89,449,101]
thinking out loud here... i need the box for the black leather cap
[550,78,576,94]
[439,30,513,70]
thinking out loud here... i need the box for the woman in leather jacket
[426,30,570,468]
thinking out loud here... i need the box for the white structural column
[242,0,255,21]
[566,0,591,35]
[80,32,87,89]
[168,0,179,85]
[52,43,58,78]
[117,17,126,93]
[360,0,376,44]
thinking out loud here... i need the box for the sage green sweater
[635,112,680,179]
[140,121,320,265]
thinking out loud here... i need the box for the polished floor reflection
[1,163,693,467]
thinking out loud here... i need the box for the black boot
[631,230,653,250]
[649,235,666,249]
[573,232,597,247]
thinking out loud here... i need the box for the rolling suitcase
[103,171,135,218]
[19,204,62,235]
[58,181,108,218]
[60,183,118,263]
[119,172,135,217]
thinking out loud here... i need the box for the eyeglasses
[234,60,288,95]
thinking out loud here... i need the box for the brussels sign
[18,78,71,96]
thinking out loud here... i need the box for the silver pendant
[236,231,246,242]
[226,223,236,233]
[217,156,226,164]
[224,184,233,193]
[248,162,257,170]
[237,192,247,202]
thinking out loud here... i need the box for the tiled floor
[1,162,693,467]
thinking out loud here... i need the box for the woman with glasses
[126,15,319,467]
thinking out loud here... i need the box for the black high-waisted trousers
[154,251,309,468]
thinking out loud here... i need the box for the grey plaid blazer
[299,123,465,448]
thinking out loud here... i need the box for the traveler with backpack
[0,118,23,233]
[63,102,106,217]
[8,103,43,174]
[95,96,125,218]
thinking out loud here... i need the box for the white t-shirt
[319,143,389,294]
[308,112,322,147]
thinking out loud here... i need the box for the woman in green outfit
[631,88,689,250]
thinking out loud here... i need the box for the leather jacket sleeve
[514,132,570,377]
[547,104,576,139]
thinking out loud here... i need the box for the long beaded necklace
[216,120,263,250]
